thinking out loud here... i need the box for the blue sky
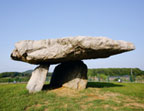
[0,0,144,72]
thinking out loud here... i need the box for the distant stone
[50,61,88,90]
[11,36,135,64]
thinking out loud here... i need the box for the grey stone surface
[11,36,135,64]
[11,36,135,92]
[50,61,88,90]
[26,65,49,93]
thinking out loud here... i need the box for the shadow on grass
[43,84,63,90]
[43,84,53,90]
[42,82,123,90]
[87,82,123,88]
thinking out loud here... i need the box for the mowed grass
[0,82,144,111]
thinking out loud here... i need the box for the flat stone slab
[11,36,135,64]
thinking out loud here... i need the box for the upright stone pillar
[26,65,50,93]
[50,61,88,90]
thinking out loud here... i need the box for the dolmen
[11,36,135,93]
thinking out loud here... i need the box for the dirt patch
[25,104,42,111]
[63,104,68,108]
[103,105,118,110]
[85,90,121,101]
[44,108,48,111]
[50,87,121,102]
[46,87,144,110]
[117,95,144,109]
[125,103,144,109]
[35,104,42,108]
[103,92,121,98]
[87,94,105,100]
[103,92,123,103]
[80,103,93,110]
[50,87,80,97]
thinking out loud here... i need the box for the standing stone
[50,61,88,90]
[26,65,49,93]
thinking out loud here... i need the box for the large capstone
[50,61,88,90]
[11,36,135,64]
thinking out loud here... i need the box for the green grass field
[0,82,144,111]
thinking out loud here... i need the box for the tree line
[0,71,52,83]
[0,68,143,82]
[88,68,144,77]
[0,72,30,78]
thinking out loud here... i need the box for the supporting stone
[26,65,50,93]
[50,61,88,90]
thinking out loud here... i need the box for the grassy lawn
[0,82,144,111]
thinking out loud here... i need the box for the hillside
[88,68,144,77]
[23,70,33,74]
[0,71,31,83]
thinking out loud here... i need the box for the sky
[0,0,144,72]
